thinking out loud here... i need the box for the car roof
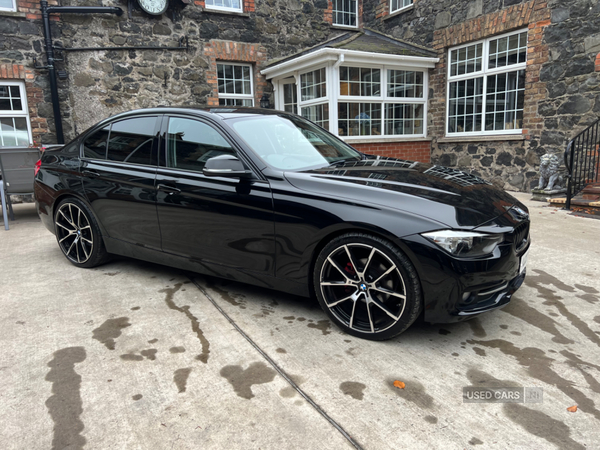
[105,106,292,123]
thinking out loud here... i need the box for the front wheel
[54,198,109,268]
[313,233,422,341]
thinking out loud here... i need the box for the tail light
[35,159,42,176]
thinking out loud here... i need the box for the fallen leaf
[393,380,406,389]
[567,405,578,412]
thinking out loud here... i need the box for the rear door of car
[80,114,161,250]
[155,114,275,275]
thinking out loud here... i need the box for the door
[155,115,275,275]
[80,115,161,249]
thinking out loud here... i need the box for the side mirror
[203,154,253,178]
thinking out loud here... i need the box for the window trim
[0,80,33,147]
[204,0,243,13]
[0,0,17,12]
[390,0,413,15]
[216,62,254,106]
[446,29,528,138]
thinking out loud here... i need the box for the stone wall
[364,0,600,191]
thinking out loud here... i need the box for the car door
[155,115,275,275]
[80,115,161,250]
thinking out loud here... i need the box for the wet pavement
[1,193,599,449]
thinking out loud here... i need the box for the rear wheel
[54,198,109,268]
[313,233,422,340]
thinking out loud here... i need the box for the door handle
[82,169,99,178]
[157,183,181,194]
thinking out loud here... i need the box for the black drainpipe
[38,0,123,144]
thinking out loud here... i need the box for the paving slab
[1,193,599,449]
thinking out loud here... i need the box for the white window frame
[337,64,427,139]
[332,0,358,29]
[204,0,243,13]
[0,0,17,12]
[0,80,33,147]
[216,62,254,107]
[390,0,413,14]
[446,29,528,137]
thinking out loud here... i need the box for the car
[34,107,530,340]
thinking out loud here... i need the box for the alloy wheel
[55,203,94,264]
[319,243,407,334]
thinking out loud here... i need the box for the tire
[54,197,110,268]
[313,233,422,341]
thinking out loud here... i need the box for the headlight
[421,230,504,257]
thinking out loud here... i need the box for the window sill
[437,134,525,143]
[344,136,431,145]
[330,24,359,31]
[203,7,249,18]
[0,10,26,18]
[384,4,414,21]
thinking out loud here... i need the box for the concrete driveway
[1,193,599,450]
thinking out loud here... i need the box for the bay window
[447,30,527,136]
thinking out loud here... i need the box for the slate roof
[264,28,437,69]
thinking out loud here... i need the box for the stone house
[1,0,599,191]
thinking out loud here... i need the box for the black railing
[564,117,600,209]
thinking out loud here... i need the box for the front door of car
[155,115,275,275]
[80,115,161,250]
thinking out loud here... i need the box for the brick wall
[351,141,431,163]
[17,0,59,20]
[0,63,49,146]
[203,40,268,107]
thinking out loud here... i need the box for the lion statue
[537,153,563,191]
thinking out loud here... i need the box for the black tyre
[54,197,110,268]
[313,233,422,340]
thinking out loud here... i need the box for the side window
[83,126,110,159]
[107,117,157,165]
[166,117,235,172]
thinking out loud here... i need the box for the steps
[550,182,600,216]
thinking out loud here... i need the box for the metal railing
[564,117,600,209]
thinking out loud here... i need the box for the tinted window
[83,126,109,159]
[166,117,235,172]
[107,117,157,165]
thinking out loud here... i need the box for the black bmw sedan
[34,107,530,340]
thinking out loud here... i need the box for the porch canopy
[261,29,438,143]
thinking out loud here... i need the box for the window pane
[485,69,525,131]
[301,68,326,101]
[217,63,252,95]
[218,98,253,106]
[450,43,482,78]
[391,0,413,12]
[205,0,242,10]
[489,31,527,69]
[340,67,380,97]
[107,117,157,165]
[337,103,382,136]
[332,0,357,26]
[83,126,110,159]
[388,70,424,98]
[0,118,17,147]
[13,117,29,146]
[301,103,329,130]
[283,83,298,114]
[167,117,235,172]
[448,77,483,133]
[384,103,424,135]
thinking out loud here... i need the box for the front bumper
[403,232,530,324]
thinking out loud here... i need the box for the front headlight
[421,230,504,257]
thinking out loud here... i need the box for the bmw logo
[360,283,367,291]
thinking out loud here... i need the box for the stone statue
[537,153,563,191]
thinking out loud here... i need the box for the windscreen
[229,114,362,170]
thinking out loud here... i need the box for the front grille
[513,222,530,253]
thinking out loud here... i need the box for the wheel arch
[306,223,425,303]
[52,192,107,237]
